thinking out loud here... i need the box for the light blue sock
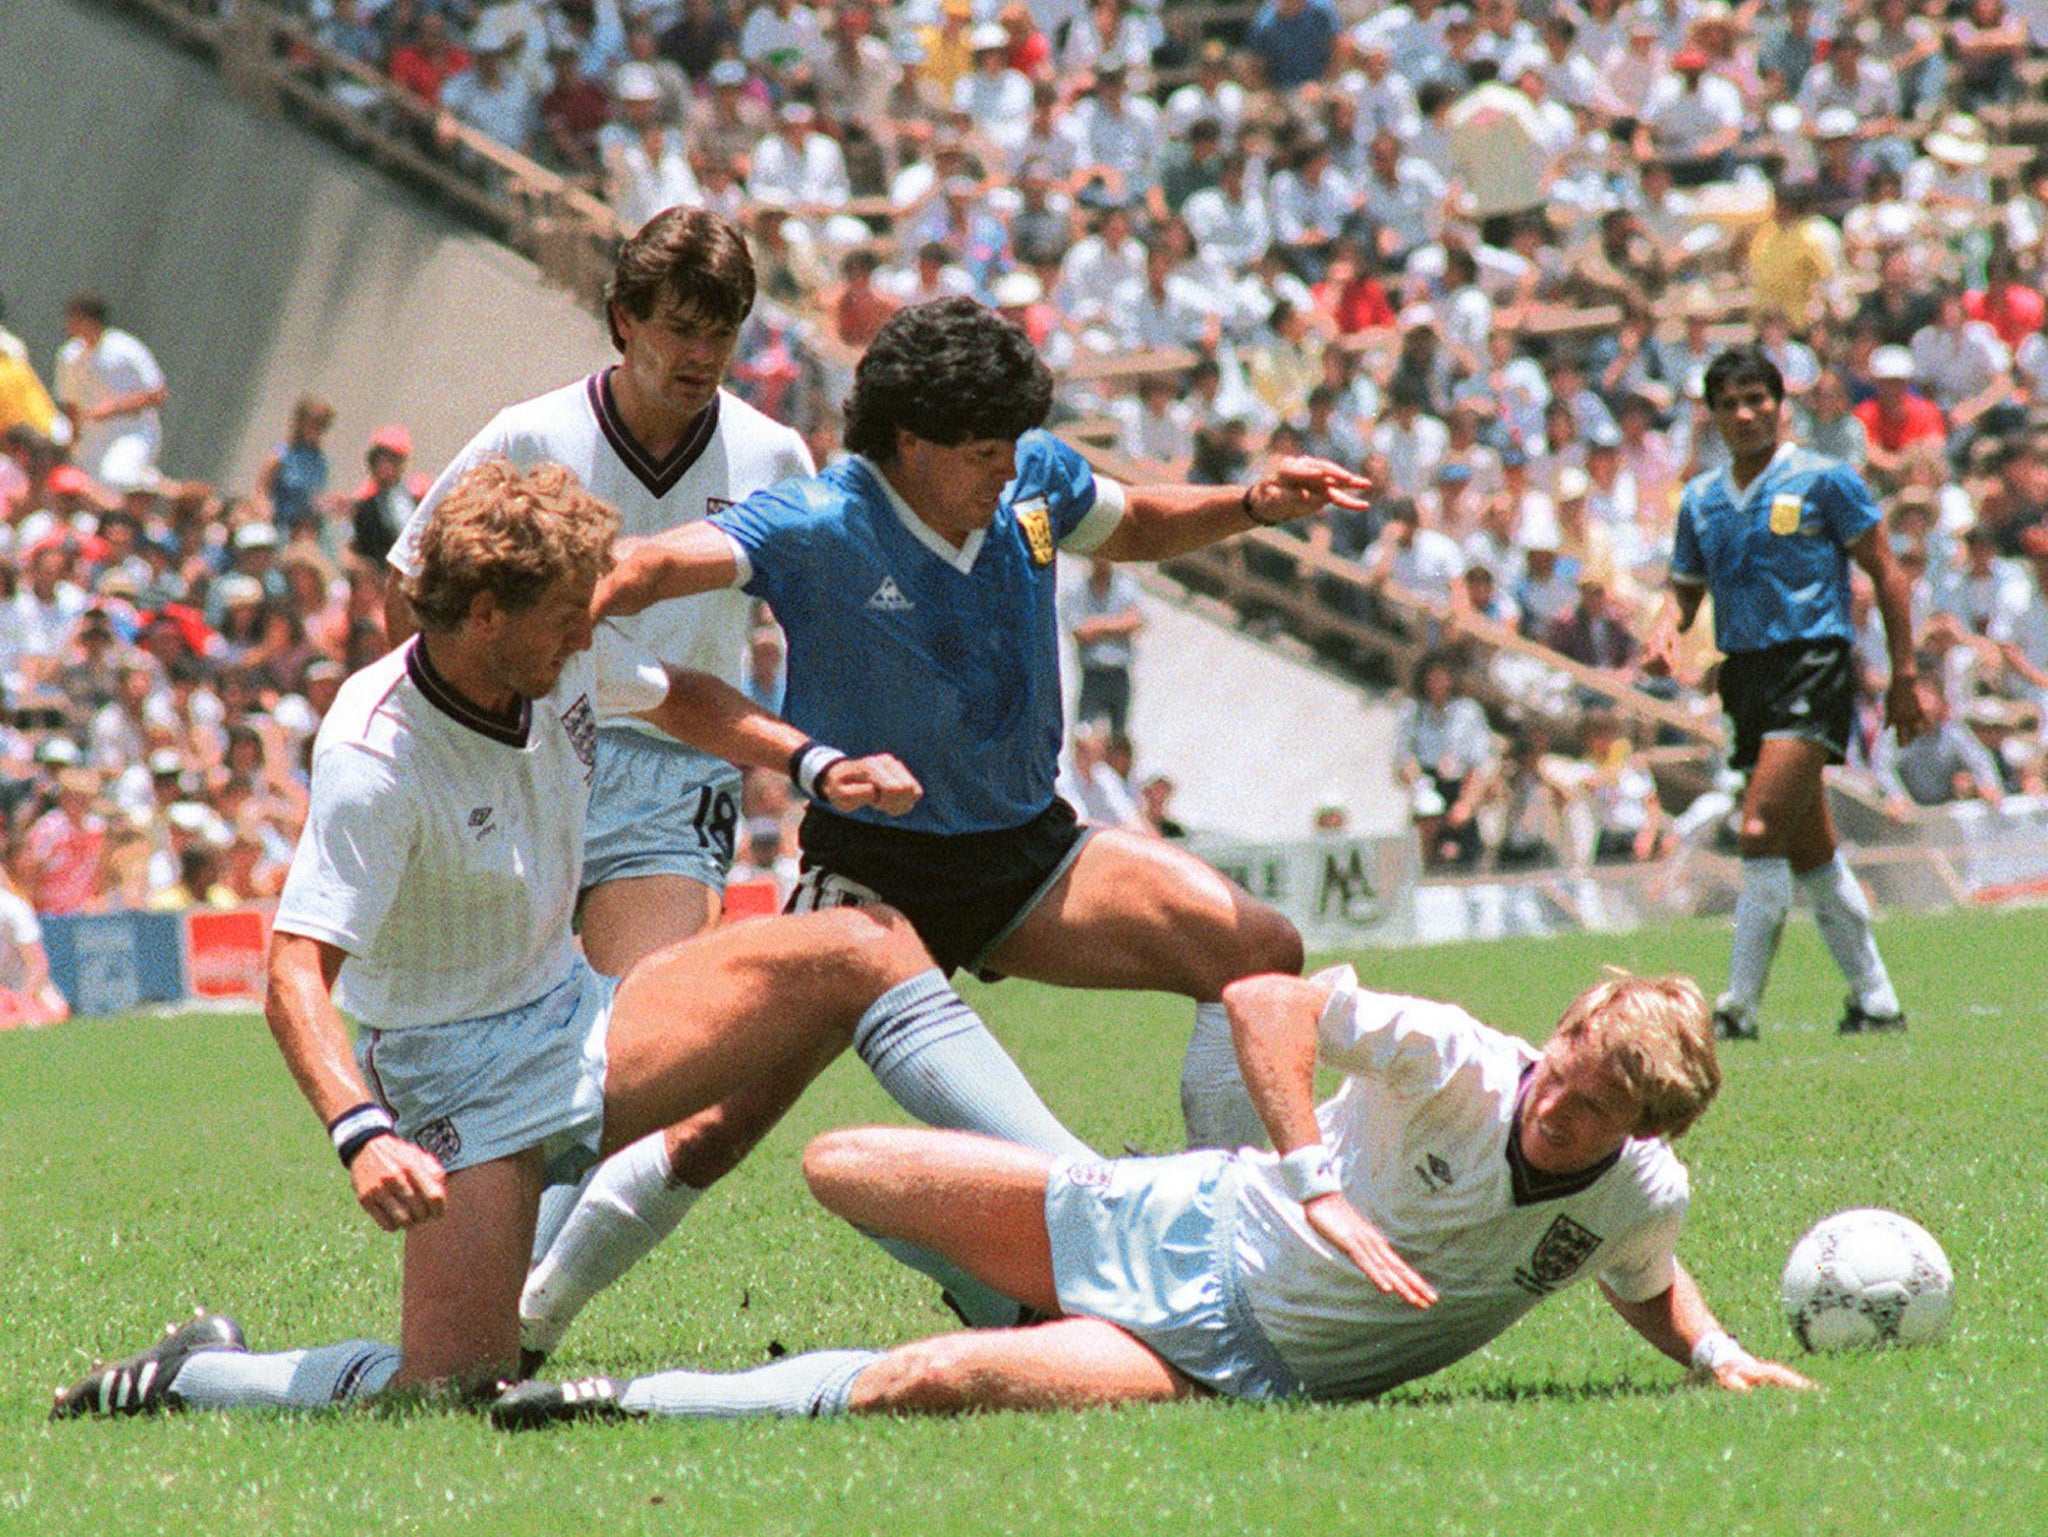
[170,1340,400,1410]
[619,1349,881,1419]
[1181,999,1266,1150]
[1725,857,1793,1020]
[1799,853,1900,1014]
[854,971,1090,1157]
[866,1232,1025,1329]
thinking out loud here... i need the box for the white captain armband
[328,1102,396,1169]
[789,739,849,801]
[1278,1143,1344,1203]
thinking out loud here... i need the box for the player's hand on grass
[1247,457,1374,526]
[820,754,923,817]
[1304,1193,1438,1310]
[1710,1356,1816,1392]
[350,1136,447,1232]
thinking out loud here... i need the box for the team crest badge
[413,1116,462,1165]
[560,696,598,780]
[1523,1213,1603,1287]
[1014,499,1056,566]
[1768,493,1804,536]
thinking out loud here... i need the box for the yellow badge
[1769,493,1804,536]
[1015,500,1056,566]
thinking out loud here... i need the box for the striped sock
[619,1349,881,1419]
[170,1340,400,1410]
[854,970,1089,1157]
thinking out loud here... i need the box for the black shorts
[786,799,1092,978]
[1718,639,1855,773]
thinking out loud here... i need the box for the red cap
[1672,47,1710,70]
[368,423,413,458]
[46,465,93,497]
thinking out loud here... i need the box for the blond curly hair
[406,460,620,633]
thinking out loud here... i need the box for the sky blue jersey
[713,429,1125,835]
[1670,443,1881,655]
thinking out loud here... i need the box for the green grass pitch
[4,909,2045,1536]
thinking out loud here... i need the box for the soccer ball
[1780,1209,1953,1352]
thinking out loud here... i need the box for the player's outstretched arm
[265,932,446,1232]
[1601,1265,1815,1392]
[1223,974,1438,1310]
[1090,457,1373,563]
[639,669,922,817]
[595,523,743,619]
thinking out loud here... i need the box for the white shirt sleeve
[272,745,415,956]
[1594,1203,1684,1303]
[592,621,673,715]
[1312,964,1478,1088]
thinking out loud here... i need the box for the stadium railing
[98,0,625,308]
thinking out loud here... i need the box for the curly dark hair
[841,298,1055,463]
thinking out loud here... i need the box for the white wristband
[327,1102,396,1168]
[1277,1143,1343,1203]
[790,741,848,801]
[1689,1329,1753,1374]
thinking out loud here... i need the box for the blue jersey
[714,430,1125,835]
[1670,443,1880,655]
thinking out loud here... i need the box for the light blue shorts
[356,961,613,1184]
[582,726,742,892]
[1045,1150,1302,1401]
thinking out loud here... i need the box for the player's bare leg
[394,1150,545,1391]
[578,873,721,977]
[803,1126,1064,1312]
[522,906,1088,1362]
[523,871,728,1365]
[985,828,1303,1148]
[848,1318,1200,1413]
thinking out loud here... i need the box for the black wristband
[327,1102,396,1169]
[1241,485,1286,528]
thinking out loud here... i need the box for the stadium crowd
[5,0,2048,974]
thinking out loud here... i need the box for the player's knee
[813,904,931,988]
[1235,904,1304,979]
[801,1127,895,1211]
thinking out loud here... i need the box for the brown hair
[405,460,619,632]
[604,206,757,349]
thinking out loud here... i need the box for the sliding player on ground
[497,965,1813,1424]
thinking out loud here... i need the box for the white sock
[528,1164,597,1265]
[170,1340,399,1410]
[619,1349,880,1418]
[1181,1000,1266,1150]
[1725,856,1793,1021]
[521,1132,705,1360]
[854,971,1090,1157]
[1799,853,1900,1015]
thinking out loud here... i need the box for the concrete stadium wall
[0,0,614,491]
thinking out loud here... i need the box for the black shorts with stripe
[1718,638,1855,773]
[786,799,1091,978]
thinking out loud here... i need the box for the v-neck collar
[407,635,531,747]
[853,455,987,573]
[1720,440,1795,507]
[1504,1063,1624,1207]
[587,370,722,498]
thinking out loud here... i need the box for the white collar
[1722,439,1796,505]
[856,455,986,574]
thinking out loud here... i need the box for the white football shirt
[390,377,813,732]
[273,627,667,1029]
[1233,966,1690,1401]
